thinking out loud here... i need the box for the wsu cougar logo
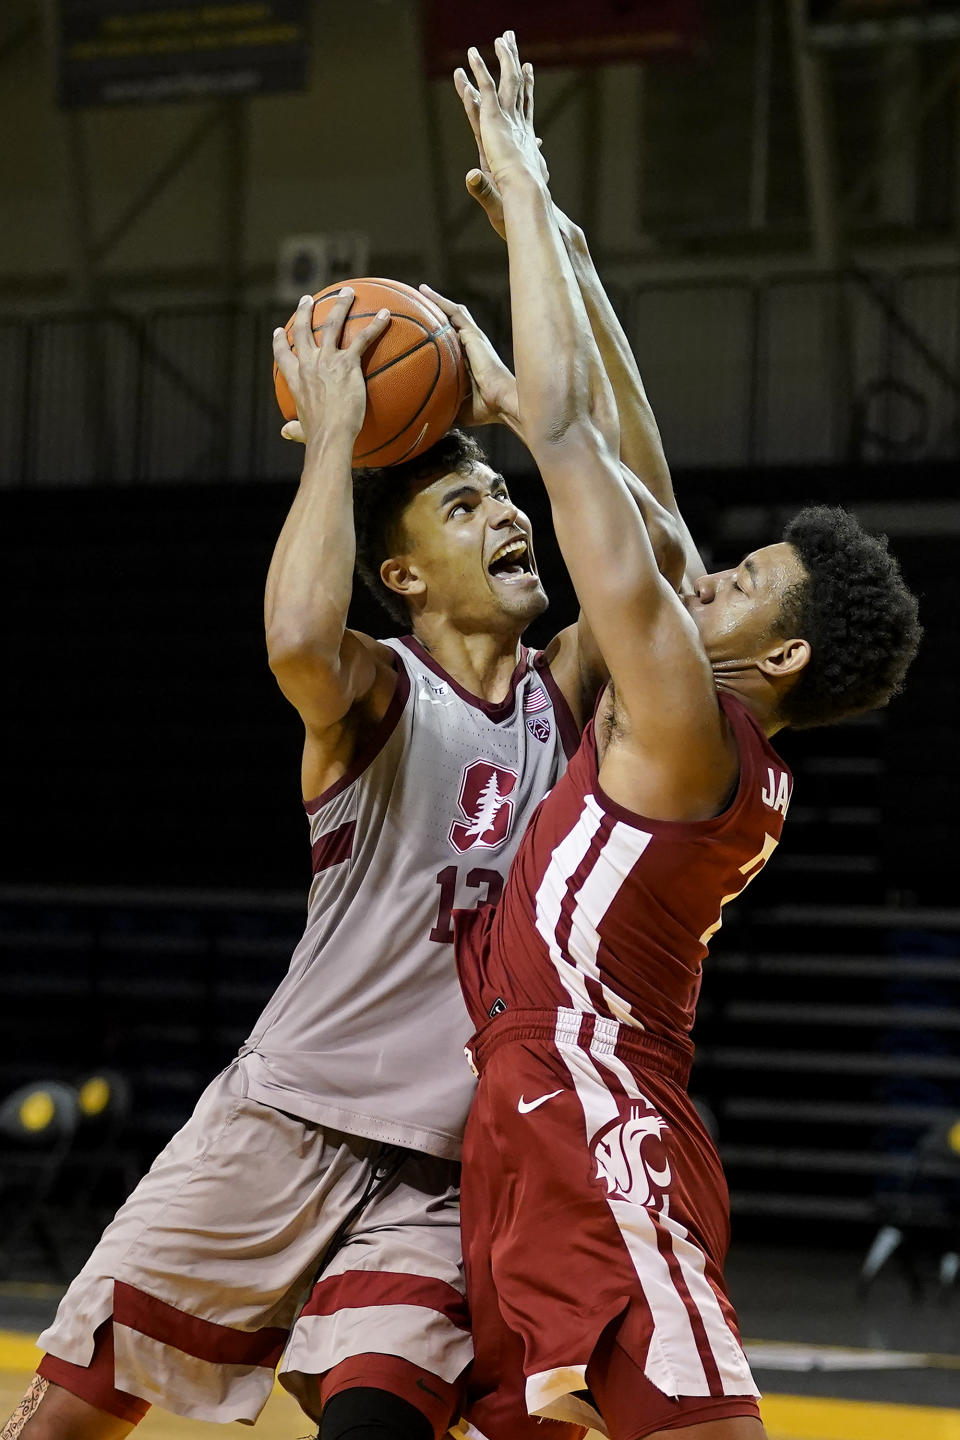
[449,759,519,853]
[592,1103,672,1210]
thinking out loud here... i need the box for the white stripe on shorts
[552,1014,758,1402]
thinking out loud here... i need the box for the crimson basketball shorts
[459,1008,761,1440]
[37,1059,471,1427]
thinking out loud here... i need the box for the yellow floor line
[3,1330,959,1439]
[0,1332,42,1372]
[762,1392,960,1440]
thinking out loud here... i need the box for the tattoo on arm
[2,1375,49,1440]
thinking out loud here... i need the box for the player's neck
[713,671,785,738]
[411,619,523,704]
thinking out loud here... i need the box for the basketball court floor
[1,1243,957,1440]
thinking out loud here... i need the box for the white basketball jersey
[240,636,578,1159]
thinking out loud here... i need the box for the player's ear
[381,556,426,603]
[757,636,810,680]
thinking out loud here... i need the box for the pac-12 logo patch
[449,760,519,853]
[591,1102,672,1211]
[524,685,552,743]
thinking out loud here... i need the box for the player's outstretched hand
[454,62,549,240]
[272,288,390,446]
[419,283,519,430]
[465,32,541,188]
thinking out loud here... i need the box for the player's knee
[319,1387,434,1440]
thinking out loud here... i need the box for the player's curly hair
[774,505,921,729]
[352,429,487,627]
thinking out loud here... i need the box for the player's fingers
[467,45,497,100]
[320,286,355,353]
[349,306,391,357]
[280,420,307,444]
[419,282,457,320]
[272,326,299,389]
[523,61,535,127]
[290,293,316,359]
[466,167,501,208]
[456,72,489,167]
[537,137,550,184]
[454,67,481,128]
[494,33,521,112]
[465,170,505,238]
[455,73,490,168]
[419,283,478,334]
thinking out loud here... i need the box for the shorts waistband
[466,1007,693,1089]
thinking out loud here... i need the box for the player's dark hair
[352,429,487,627]
[774,505,921,729]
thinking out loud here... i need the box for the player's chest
[387,682,561,858]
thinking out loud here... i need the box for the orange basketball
[274,277,468,468]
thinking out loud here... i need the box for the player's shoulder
[719,693,793,820]
[339,629,407,725]
[536,623,594,733]
[347,629,401,668]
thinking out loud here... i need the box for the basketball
[274,277,469,468]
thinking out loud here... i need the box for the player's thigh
[280,1148,471,1408]
[54,1062,369,1318]
[38,1076,387,1424]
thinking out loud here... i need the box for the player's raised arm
[419,281,686,720]
[454,61,703,590]
[267,289,398,798]
[470,34,737,817]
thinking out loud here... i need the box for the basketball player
[449,34,921,1440]
[8,143,695,1440]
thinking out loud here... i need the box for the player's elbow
[530,415,618,471]
[648,511,686,592]
[266,623,338,681]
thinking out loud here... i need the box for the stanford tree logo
[449,760,519,853]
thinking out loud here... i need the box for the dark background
[3,460,951,900]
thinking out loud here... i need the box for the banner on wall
[422,0,704,76]
[807,0,960,44]
[55,0,309,107]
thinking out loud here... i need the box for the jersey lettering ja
[240,636,577,1160]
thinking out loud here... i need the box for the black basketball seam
[354,336,445,462]
[309,312,432,338]
[364,332,441,381]
[436,322,469,424]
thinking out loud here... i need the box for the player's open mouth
[487,537,535,583]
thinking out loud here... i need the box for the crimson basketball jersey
[240,637,578,1160]
[456,692,792,1043]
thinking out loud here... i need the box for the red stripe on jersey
[651,1223,725,1397]
[554,812,618,1019]
[112,1281,287,1368]
[311,820,356,874]
[304,661,411,814]
[533,650,582,761]
[301,1270,470,1332]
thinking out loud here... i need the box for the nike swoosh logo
[517,1089,563,1114]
